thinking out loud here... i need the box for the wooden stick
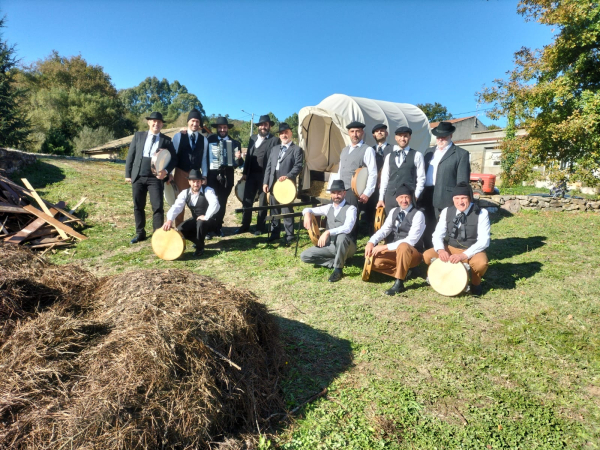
[21,178,69,239]
[0,216,8,235]
[194,337,241,370]
[22,205,86,240]
[69,197,87,214]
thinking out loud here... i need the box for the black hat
[372,123,387,133]
[395,183,414,197]
[452,181,473,199]
[346,121,365,130]
[188,169,204,180]
[211,116,234,129]
[395,126,413,135]
[187,109,203,125]
[256,115,275,126]
[145,111,165,122]
[432,121,456,137]
[329,179,346,191]
[276,123,292,133]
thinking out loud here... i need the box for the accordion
[209,140,237,170]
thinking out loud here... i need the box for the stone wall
[0,148,37,174]
[480,195,600,214]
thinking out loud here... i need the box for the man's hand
[166,173,174,184]
[156,170,167,180]
[317,230,330,248]
[263,184,269,194]
[359,193,369,203]
[303,213,313,230]
[235,150,241,159]
[197,215,206,221]
[125,178,132,184]
[449,252,468,264]
[180,128,187,134]
[372,244,387,257]
[162,220,173,231]
[438,249,451,262]
[376,200,385,208]
[364,242,374,257]
[278,175,288,182]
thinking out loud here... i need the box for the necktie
[377,145,384,156]
[395,150,405,167]
[450,212,467,241]
[149,135,156,156]
[190,133,196,150]
[394,210,405,232]
[278,145,287,162]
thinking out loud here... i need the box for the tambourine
[351,167,369,197]
[307,214,320,246]
[374,206,386,232]
[235,180,260,203]
[272,178,297,204]
[151,148,171,176]
[427,258,470,296]
[362,256,373,281]
[152,228,186,261]
[164,181,180,207]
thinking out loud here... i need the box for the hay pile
[0,244,285,449]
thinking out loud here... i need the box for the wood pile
[0,172,87,253]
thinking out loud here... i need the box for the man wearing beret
[364,123,394,233]
[423,182,490,296]
[300,180,357,282]
[263,123,304,245]
[365,183,425,295]
[125,111,177,244]
[335,121,377,236]
[377,126,426,215]
[419,121,471,248]
[172,109,209,226]
[206,117,243,238]
[235,114,281,236]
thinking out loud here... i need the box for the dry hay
[0,244,285,449]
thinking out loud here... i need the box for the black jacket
[263,142,304,189]
[125,131,177,182]
[423,143,470,209]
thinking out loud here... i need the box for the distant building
[429,116,488,144]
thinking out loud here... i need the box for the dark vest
[185,188,209,219]
[178,133,205,172]
[140,156,153,177]
[387,150,417,197]
[250,135,272,173]
[385,206,423,250]
[445,205,480,249]
[374,143,392,172]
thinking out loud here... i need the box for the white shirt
[379,145,426,201]
[432,203,491,258]
[166,186,220,222]
[336,140,378,197]
[368,205,425,251]
[254,134,266,148]
[172,131,210,176]
[425,141,453,186]
[276,142,291,171]
[302,200,357,237]
[142,133,160,157]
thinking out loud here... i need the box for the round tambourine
[151,148,171,176]
[272,178,297,204]
[427,258,470,296]
[362,256,373,282]
[374,206,386,232]
[164,181,180,207]
[152,228,186,261]
[307,214,320,246]
[351,167,369,197]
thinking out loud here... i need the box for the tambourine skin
[351,167,369,197]
[152,228,186,261]
[427,258,469,296]
[151,148,171,176]
[307,214,320,246]
[234,180,245,203]
[272,178,297,205]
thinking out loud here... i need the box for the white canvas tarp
[298,94,431,189]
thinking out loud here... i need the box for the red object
[470,173,496,194]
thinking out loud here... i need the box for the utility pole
[241,110,255,136]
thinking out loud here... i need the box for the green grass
[9,158,600,449]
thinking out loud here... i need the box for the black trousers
[363,186,380,234]
[241,172,267,232]
[177,217,217,251]
[269,192,294,239]
[207,167,235,231]
[417,186,444,250]
[132,176,164,236]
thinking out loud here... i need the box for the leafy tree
[119,77,205,124]
[478,0,600,186]
[73,126,115,155]
[0,15,31,148]
[416,102,453,122]
[284,112,299,140]
[486,124,501,130]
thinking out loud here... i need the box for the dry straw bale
[0,246,285,449]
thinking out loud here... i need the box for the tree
[478,0,600,186]
[416,102,453,122]
[0,15,30,148]
[284,112,299,139]
[119,77,205,124]
[73,126,115,155]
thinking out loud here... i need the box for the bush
[73,126,115,156]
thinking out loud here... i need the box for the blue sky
[3,0,553,126]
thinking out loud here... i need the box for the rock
[491,195,502,203]
[549,200,562,207]
[516,195,529,200]
[0,148,36,174]
[501,199,521,214]
[519,200,530,206]
[588,202,600,209]
[572,199,586,205]
[529,197,539,204]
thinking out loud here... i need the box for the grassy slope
[11,159,600,449]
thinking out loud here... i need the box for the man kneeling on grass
[162,169,219,257]
[423,181,490,296]
[364,183,425,295]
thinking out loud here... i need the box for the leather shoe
[328,268,343,282]
[206,232,214,240]
[193,248,204,257]
[385,279,405,296]
[130,234,146,244]
[233,227,249,235]
[267,233,280,243]
[254,230,263,236]
[470,284,483,296]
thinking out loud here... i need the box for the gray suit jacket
[423,143,470,209]
[263,142,304,189]
[125,131,177,182]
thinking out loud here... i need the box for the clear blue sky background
[3,0,553,126]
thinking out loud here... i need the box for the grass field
[9,158,600,449]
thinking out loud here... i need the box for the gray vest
[445,205,480,249]
[385,206,423,250]
[339,143,369,190]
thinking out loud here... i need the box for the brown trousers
[372,243,423,280]
[173,168,190,226]
[423,245,488,286]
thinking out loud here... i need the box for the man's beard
[258,128,269,137]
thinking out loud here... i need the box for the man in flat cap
[263,122,304,245]
[206,117,243,238]
[162,169,220,257]
[419,121,471,248]
[125,111,177,244]
[365,183,425,295]
[235,114,281,235]
[364,123,394,233]
[172,109,208,226]
[377,126,426,215]
[300,180,357,282]
[335,121,377,236]
[423,182,490,296]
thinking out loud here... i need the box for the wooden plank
[22,205,87,240]
[0,179,21,204]
[21,178,69,239]
[69,197,87,215]
[0,204,28,213]
[3,202,64,244]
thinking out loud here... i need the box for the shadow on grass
[489,236,547,260]
[10,160,66,189]
[277,316,353,412]
[485,261,543,290]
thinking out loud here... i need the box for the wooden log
[22,205,87,241]
[21,178,69,239]
[0,203,27,213]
